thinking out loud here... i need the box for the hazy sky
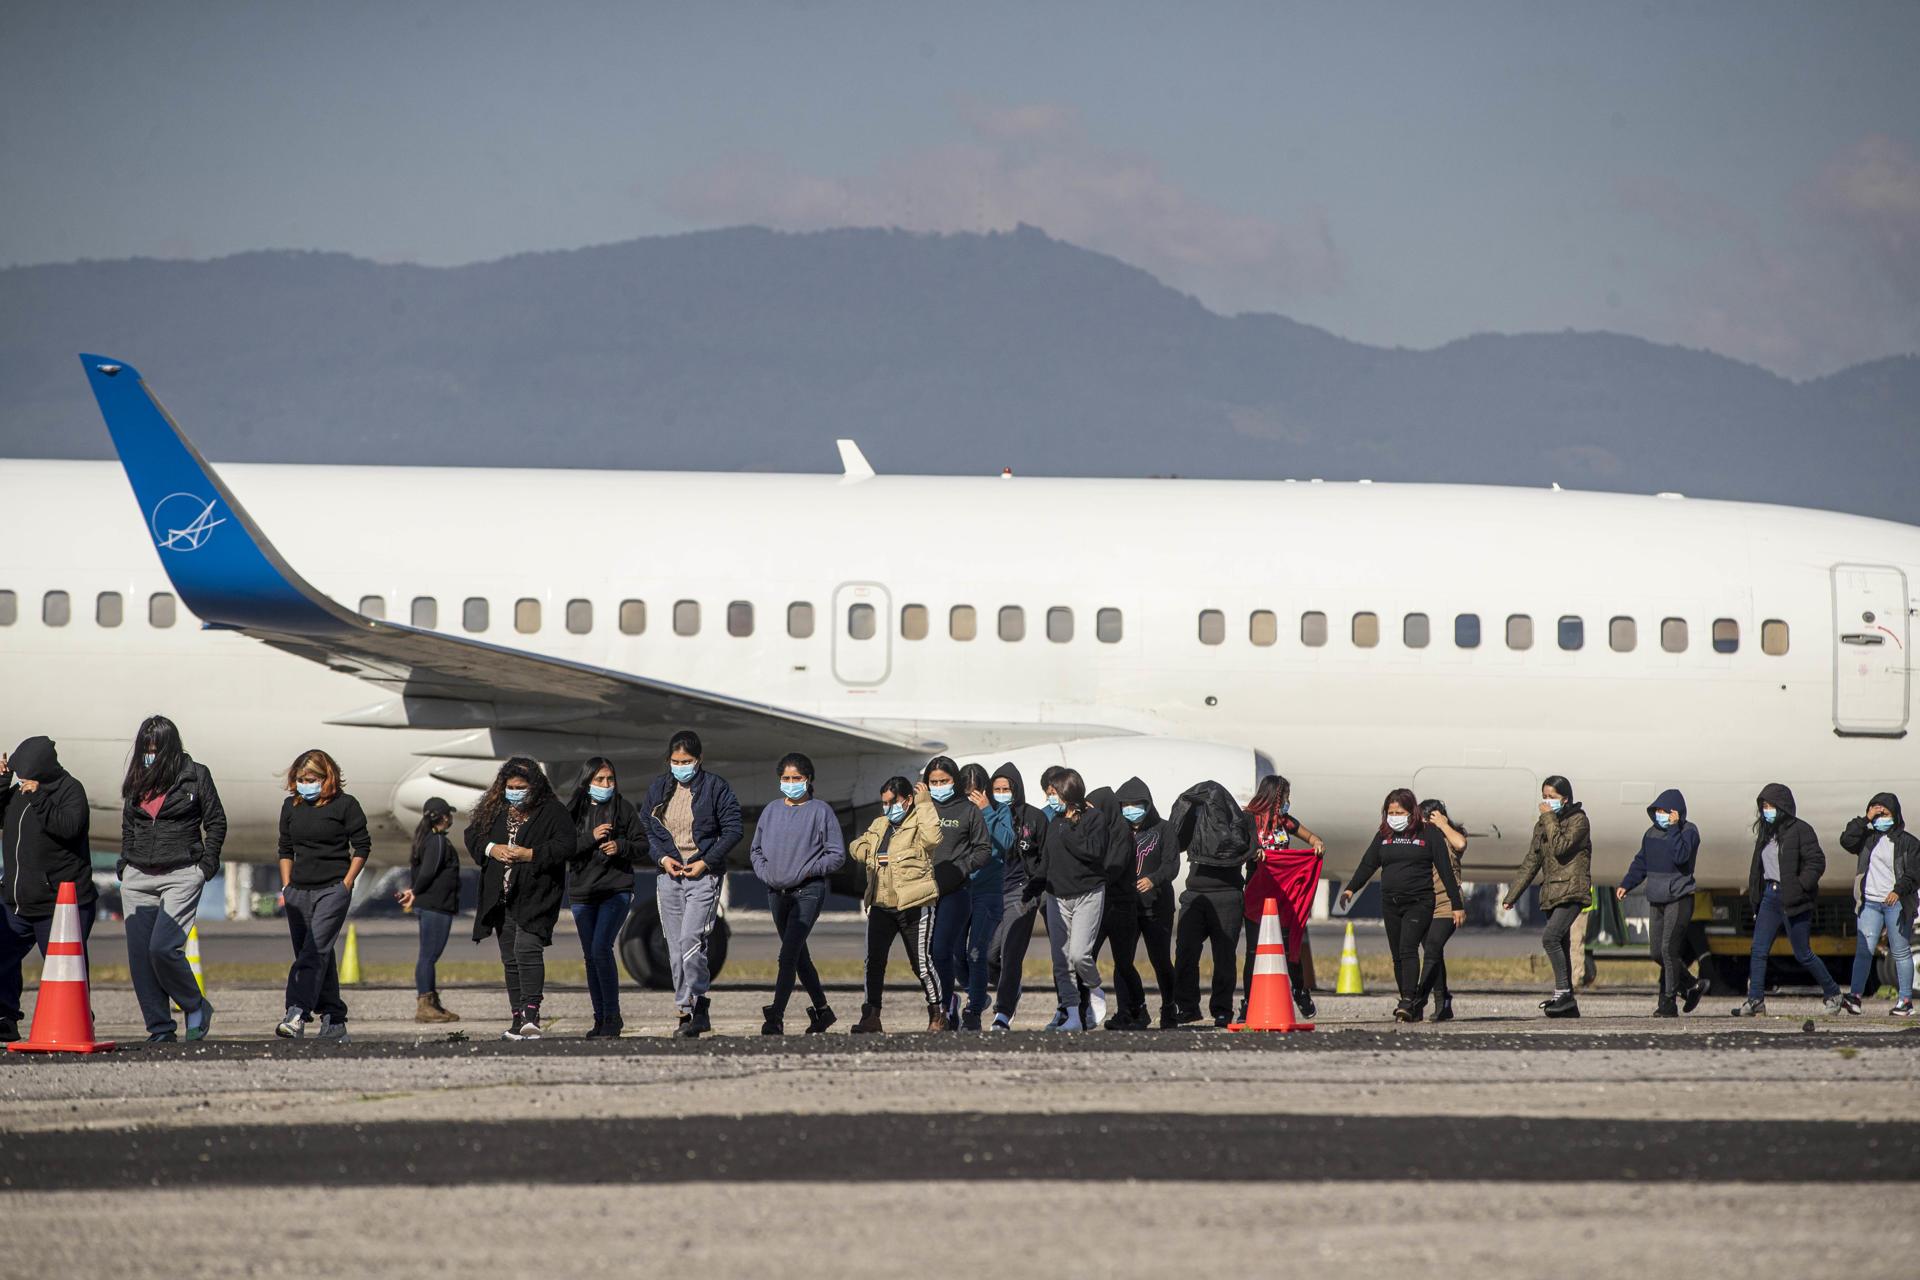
[4,2,1916,378]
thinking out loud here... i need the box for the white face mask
[1386,813,1410,832]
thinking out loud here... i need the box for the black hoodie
[1086,786,1140,898]
[1116,776,1179,907]
[1043,799,1111,897]
[0,736,95,919]
[1747,783,1825,916]
[991,762,1050,890]
[1168,780,1253,888]
[1840,792,1920,928]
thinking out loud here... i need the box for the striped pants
[864,903,938,1010]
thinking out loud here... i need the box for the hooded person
[1088,784,1144,1029]
[1115,776,1180,1028]
[1839,792,1919,1015]
[1168,780,1255,1027]
[988,762,1077,1031]
[0,737,94,1043]
[1617,788,1706,1016]
[1732,783,1843,1016]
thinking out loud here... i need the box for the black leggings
[1174,884,1244,1020]
[1241,920,1311,1005]
[1419,914,1456,1003]
[1381,893,1436,1003]
[1099,894,1142,1015]
[497,915,548,1015]
[864,904,937,1010]
[1542,903,1582,991]
[1137,889,1177,1011]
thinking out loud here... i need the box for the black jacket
[1043,802,1111,898]
[1168,781,1253,886]
[1346,823,1464,904]
[643,769,743,876]
[1116,776,1179,909]
[991,762,1049,889]
[929,793,993,896]
[1086,786,1140,899]
[277,793,373,889]
[0,736,94,919]
[1746,783,1825,916]
[1840,792,1920,930]
[466,797,574,945]
[410,830,463,915]
[568,793,646,902]
[119,756,226,879]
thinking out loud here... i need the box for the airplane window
[1197,610,1225,645]
[567,599,593,635]
[999,606,1026,642]
[1609,616,1636,652]
[1047,607,1073,643]
[1762,619,1789,656]
[358,595,387,621]
[1661,617,1688,652]
[787,602,814,638]
[950,605,977,641]
[96,592,123,627]
[847,602,876,640]
[1096,608,1123,643]
[515,599,541,634]
[0,590,14,626]
[1558,616,1584,651]
[674,600,701,636]
[1403,613,1430,648]
[42,591,69,627]
[727,601,754,637]
[464,598,490,633]
[150,593,177,629]
[1249,610,1277,647]
[1506,614,1533,650]
[1454,613,1480,648]
[900,604,929,640]
[1301,611,1328,647]
[619,600,647,635]
[1352,612,1380,648]
[1712,618,1739,654]
[412,596,437,629]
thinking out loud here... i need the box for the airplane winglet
[78,354,357,635]
[836,438,875,480]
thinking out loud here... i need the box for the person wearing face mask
[116,715,225,1042]
[848,776,944,1033]
[1087,783,1141,1029]
[1041,769,1110,1031]
[1733,783,1844,1017]
[988,763,1075,1031]
[397,797,462,1023]
[1417,799,1470,1022]
[1616,789,1706,1017]
[466,757,573,1040]
[922,756,993,1030]
[1240,775,1327,1022]
[956,763,1006,1031]
[749,753,847,1035]
[566,758,645,1037]
[1114,777,1180,1028]
[643,731,742,1038]
[274,749,369,1042]
[0,737,94,1046]
[1503,776,1592,1018]
[1340,789,1465,1022]
[1839,793,1917,1017]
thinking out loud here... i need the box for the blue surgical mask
[1872,816,1895,832]
[588,784,615,803]
[929,784,955,803]
[1761,806,1778,824]
[1122,804,1147,824]
[886,803,907,825]
[142,753,156,767]
[1044,795,1065,815]
[1653,812,1673,830]
[780,780,809,801]
[295,781,322,801]
[671,763,697,784]
[992,792,1013,806]
[1545,798,1563,814]
[505,787,529,807]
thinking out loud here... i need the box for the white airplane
[0,354,1914,986]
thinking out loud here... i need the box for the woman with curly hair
[274,748,369,1042]
[464,756,573,1040]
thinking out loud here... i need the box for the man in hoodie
[1733,783,1844,1016]
[1839,792,1918,1016]
[988,763,1078,1031]
[1169,780,1254,1027]
[0,738,94,1043]
[1616,788,1706,1016]
[1089,784,1143,1029]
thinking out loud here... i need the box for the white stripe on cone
[49,904,81,946]
[1253,953,1290,977]
[39,953,87,984]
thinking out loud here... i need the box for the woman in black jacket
[1042,769,1110,1032]
[1339,788,1465,1022]
[0,737,93,1046]
[1116,776,1180,1028]
[275,749,370,1042]
[465,756,574,1040]
[566,757,645,1038]
[1732,783,1844,1017]
[396,797,461,1024]
[117,715,226,1042]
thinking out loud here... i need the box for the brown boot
[851,1003,883,1034]
[429,992,460,1022]
[416,993,458,1023]
[927,1003,946,1033]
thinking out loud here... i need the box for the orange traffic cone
[8,881,115,1054]
[1230,899,1313,1033]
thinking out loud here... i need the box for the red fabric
[139,792,164,820]
[1243,810,1320,955]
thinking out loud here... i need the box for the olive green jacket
[1510,805,1592,910]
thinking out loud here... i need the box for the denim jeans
[569,891,632,1024]
[963,881,1004,1017]
[1851,900,1914,1000]
[1748,882,1840,1001]
[414,908,454,995]
[768,877,828,1016]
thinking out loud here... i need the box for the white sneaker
[275,1006,306,1038]
[1043,1006,1068,1031]
[1088,987,1108,1028]
[1047,1007,1085,1032]
[990,1013,1011,1032]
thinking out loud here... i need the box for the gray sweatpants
[121,865,209,1036]
[657,872,721,1010]
[1053,888,1106,995]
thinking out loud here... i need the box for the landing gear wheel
[618,895,731,991]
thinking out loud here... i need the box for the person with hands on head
[1339,788,1464,1022]
[1041,768,1109,1032]
[1241,775,1327,1022]
[0,737,95,1046]
[749,752,847,1035]
[1615,789,1706,1017]
[1417,798,1470,1022]
[1502,775,1592,1019]
[566,757,645,1038]
[117,715,225,1042]
[922,756,993,1030]
[1839,793,1918,1017]
[847,775,944,1033]
[955,762,1006,1031]
[274,749,368,1043]
[644,730,742,1039]
[397,796,461,1024]
[465,756,573,1040]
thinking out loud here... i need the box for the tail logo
[151,493,226,552]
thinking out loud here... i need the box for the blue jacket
[643,769,743,876]
[1619,788,1700,905]
[974,799,1012,895]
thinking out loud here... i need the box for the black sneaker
[1212,1013,1231,1028]
[960,1010,982,1032]
[1542,992,1580,1019]
[761,1005,784,1036]
[501,1010,528,1041]
[1170,1007,1202,1027]
[1294,989,1317,1020]
[1653,998,1678,1018]
[600,1016,624,1039]
[0,1019,18,1044]
[1681,981,1706,1014]
[145,1030,178,1043]
[1730,999,1766,1018]
[1840,993,1863,1016]
[584,1019,607,1039]
[689,997,712,1036]
[1432,995,1454,1023]
[805,1005,837,1034]
[1890,999,1915,1017]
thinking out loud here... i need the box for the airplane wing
[77,353,941,764]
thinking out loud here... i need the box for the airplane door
[832,582,891,687]
[1832,564,1910,736]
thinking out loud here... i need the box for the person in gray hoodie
[750,752,848,1034]
[1616,788,1707,1017]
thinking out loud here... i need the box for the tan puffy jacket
[848,800,942,912]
